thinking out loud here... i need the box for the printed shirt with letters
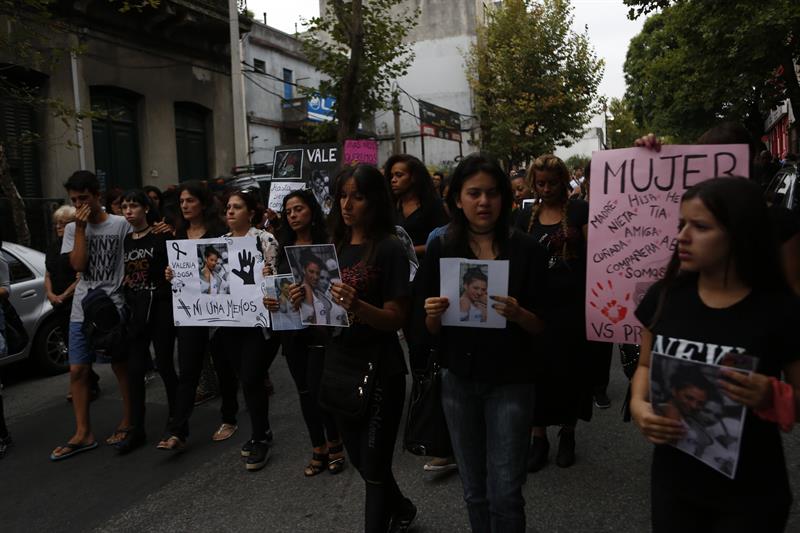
[635,275,800,509]
[419,229,549,385]
[123,231,170,300]
[62,215,131,323]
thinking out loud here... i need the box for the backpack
[81,288,125,359]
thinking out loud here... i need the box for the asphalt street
[2,350,800,533]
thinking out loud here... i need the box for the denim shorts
[68,322,113,365]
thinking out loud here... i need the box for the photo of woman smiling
[459,264,488,323]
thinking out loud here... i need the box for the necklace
[469,226,494,236]
[133,225,152,239]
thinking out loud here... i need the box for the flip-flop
[49,441,99,461]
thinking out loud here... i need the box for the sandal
[50,440,98,461]
[106,427,132,446]
[304,451,329,477]
[327,442,346,475]
[156,435,186,451]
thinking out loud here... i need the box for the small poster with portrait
[439,258,510,329]
[263,274,304,331]
[284,244,350,327]
[650,351,756,479]
[166,237,269,328]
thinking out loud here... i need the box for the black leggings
[169,326,214,439]
[211,340,240,426]
[212,328,279,441]
[284,337,339,447]
[338,372,407,533]
[127,294,177,433]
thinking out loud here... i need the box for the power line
[242,72,286,101]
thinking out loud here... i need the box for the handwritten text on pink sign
[585,145,749,344]
[343,140,378,166]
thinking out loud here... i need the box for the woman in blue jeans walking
[421,154,549,532]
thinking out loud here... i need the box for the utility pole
[392,90,401,155]
[229,0,248,166]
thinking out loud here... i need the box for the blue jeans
[441,369,535,533]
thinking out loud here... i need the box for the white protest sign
[267,181,306,212]
[167,236,269,328]
[440,258,509,329]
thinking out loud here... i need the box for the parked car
[765,163,799,214]
[0,242,68,374]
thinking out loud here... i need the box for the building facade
[241,22,328,166]
[1,0,248,201]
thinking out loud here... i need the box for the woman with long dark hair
[631,178,800,532]
[263,189,345,476]
[421,154,548,532]
[159,181,226,451]
[117,189,176,453]
[384,154,448,257]
[316,165,415,532]
[516,154,592,471]
[210,188,280,471]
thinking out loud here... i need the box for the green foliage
[564,154,590,171]
[466,0,604,166]
[607,97,645,149]
[623,0,800,142]
[301,0,418,142]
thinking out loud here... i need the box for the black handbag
[403,350,452,458]
[81,288,126,360]
[318,345,377,422]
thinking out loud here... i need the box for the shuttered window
[174,102,209,182]
[90,87,141,191]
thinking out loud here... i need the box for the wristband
[754,377,795,432]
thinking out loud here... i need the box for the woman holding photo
[204,189,280,471]
[422,154,548,532]
[631,178,800,532]
[160,181,228,452]
[263,189,345,477]
[316,165,415,532]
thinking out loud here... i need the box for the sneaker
[0,435,12,459]
[389,498,417,533]
[212,423,238,442]
[241,439,256,457]
[423,456,457,472]
[594,391,611,409]
[245,440,271,471]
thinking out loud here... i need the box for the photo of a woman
[197,245,229,295]
[459,264,488,323]
[285,245,348,327]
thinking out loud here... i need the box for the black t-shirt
[45,238,76,296]
[419,230,549,385]
[328,237,410,377]
[398,203,448,247]
[635,276,800,509]
[123,232,170,299]
[516,199,588,326]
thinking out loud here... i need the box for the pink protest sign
[585,144,749,344]
[343,140,378,166]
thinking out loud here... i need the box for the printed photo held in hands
[284,244,349,327]
[650,352,755,479]
[439,258,509,329]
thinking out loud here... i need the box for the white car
[1,242,68,374]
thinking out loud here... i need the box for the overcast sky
[251,0,645,100]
